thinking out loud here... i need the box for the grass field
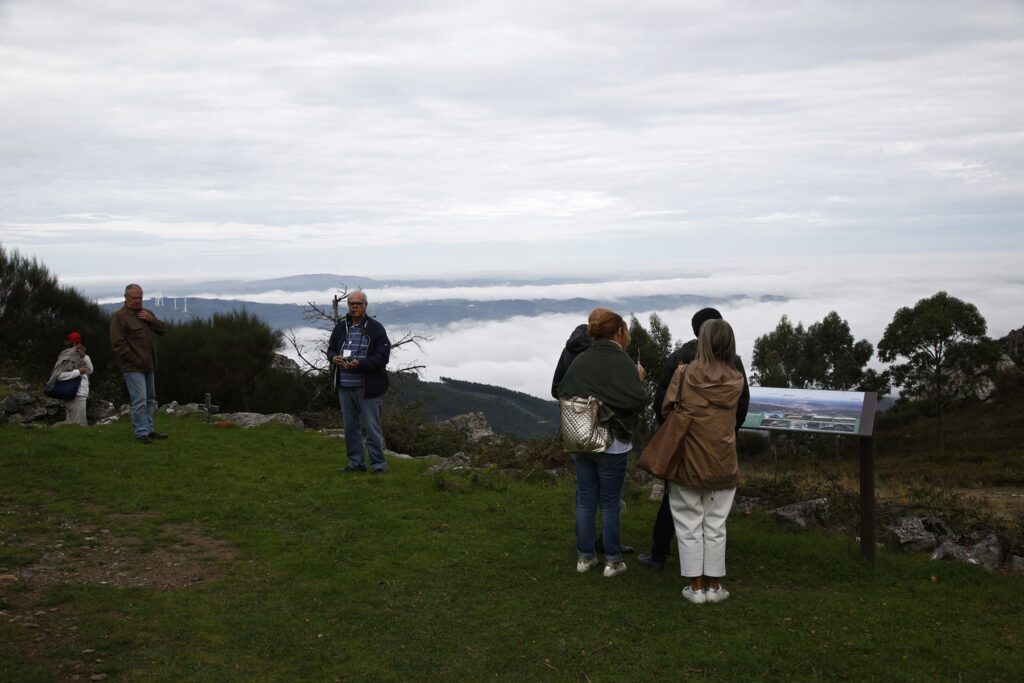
[2,416,1022,682]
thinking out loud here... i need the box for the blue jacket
[326,315,391,398]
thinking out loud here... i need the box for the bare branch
[283,328,329,375]
[392,331,433,352]
[394,362,427,377]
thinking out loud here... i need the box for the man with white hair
[327,291,392,474]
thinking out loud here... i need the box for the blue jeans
[572,451,628,563]
[122,372,157,438]
[339,388,386,472]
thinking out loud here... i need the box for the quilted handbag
[559,396,611,453]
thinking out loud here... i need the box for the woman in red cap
[46,332,93,425]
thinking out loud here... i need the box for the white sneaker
[682,586,706,604]
[603,561,627,578]
[577,557,599,573]
[705,585,730,603]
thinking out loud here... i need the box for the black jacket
[550,324,592,398]
[653,339,750,431]
[326,315,391,399]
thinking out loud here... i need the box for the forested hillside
[386,374,558,437]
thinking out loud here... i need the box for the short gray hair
[124,283,142,296]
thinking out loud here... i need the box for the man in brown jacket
[110,284,168,444]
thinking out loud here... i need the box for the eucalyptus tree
[878,291,1000,458]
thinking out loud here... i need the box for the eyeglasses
[348,301,366,306]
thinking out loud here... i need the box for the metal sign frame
[744,387,878,560]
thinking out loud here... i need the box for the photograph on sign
[742,387,876,436]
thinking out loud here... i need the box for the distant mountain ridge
[100,293,784,330]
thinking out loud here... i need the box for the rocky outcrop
[441,412,495,441]
[213,412,304,429]
[1002,327,1024,365]
[884,517,953,552]
[272,353,303,375]
[773,498,830,529]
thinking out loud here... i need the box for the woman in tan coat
[668,319,745,604]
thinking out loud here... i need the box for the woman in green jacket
[558,309,646,578]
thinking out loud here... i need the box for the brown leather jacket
[672,363,745,489]
[109,306,168,372]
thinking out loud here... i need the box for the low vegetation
[2,418,1022,681]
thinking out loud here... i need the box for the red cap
[67,332,82,344]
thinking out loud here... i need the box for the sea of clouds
[272,252,1024,400]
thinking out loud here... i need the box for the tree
[625,313,680,445]
[878,291,1000,458]
[804,312,875,391]
[752,312,880,392]
[750,315,810,388]
[0,245,113,380]
[157,310,284,411]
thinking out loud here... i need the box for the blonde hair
[588,309,629,347]
[696,319,736,369]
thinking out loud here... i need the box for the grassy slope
[1,418,1021,682]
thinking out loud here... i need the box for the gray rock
[426,453,473,473]
[441,412,494,442]
[0,392,35,413]
[272,353,302,375]
[921,517,954,538]
[319,429,345,439]
[385,449,413,460]
[21,407,48,422]
[166,402,204,417]
[885,517,940,552]
[87,399,117,420]
[214,412,304,429]
[773,498,830,529]
[1009,555,1024,573]
[931,534,1003,571]
[931,540,974,564]
[966,534,1003,572]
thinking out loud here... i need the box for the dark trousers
[649,489,675,560]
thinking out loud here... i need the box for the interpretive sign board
[742,387,877,437]
[741,386,879,560]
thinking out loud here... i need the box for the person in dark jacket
[550,307,609,399]
[558,309,646,578]
[110,284,168,444]
[326,291,392,474]
[638,307,750,570]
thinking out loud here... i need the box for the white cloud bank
[280,251,1024,399]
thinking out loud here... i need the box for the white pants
[64,396,88,426]
[668,483,736,578]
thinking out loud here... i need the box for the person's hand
[79,365,88,374]
[137,309,155,322]
[331,355,346,366]
[347,359,360,369]
[637,362,647,381]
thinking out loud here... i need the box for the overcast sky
[3,0,1023,282]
